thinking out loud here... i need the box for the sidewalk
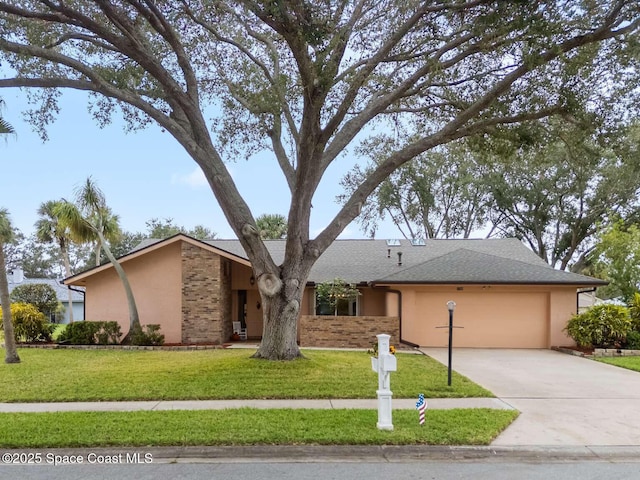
[0,397,512,413]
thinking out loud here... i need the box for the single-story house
[63,234,606,349]
[7,268,85,323]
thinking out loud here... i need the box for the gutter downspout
[65,283,86,322]
[577,287,597,314]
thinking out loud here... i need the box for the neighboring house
[7,268,85,324]
[63,234,606,349]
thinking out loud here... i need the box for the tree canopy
[591,220,640,303]
[1,1,638,359]
[256,214,287,239]
[9,283,59,317]
[145,217,216,240]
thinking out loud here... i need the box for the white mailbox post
[370,333,397,430]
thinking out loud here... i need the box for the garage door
[408,290,548,348]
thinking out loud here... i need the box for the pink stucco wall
[84,241,183,343]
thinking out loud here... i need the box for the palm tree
[256,214,288,240]
[0,117,13,135]
[35,200,76,322]
[0,208,20,363]
[56,178,140,342]
[88,206,120,267]
[0,98,15,137]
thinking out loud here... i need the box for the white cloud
[171,167,207,188]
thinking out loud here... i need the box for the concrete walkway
[423,348,640,446]
[0,397,511,413]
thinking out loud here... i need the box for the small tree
[10,283,59,319]
[315,278,360,316]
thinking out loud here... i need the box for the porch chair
[232,321,247,341]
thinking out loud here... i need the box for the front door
[237,290,247,329]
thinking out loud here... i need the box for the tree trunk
[96,231,141,342]
[252,273,305,361]
[94,242,101,267]
[0,244,20,363]
[61,246,74,323]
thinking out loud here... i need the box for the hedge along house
[63,234,606,349]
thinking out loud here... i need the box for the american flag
[416,393,427,425]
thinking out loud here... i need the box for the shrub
[58,321,101,345]
[57,321,122,345]
[95,321,122,345]
[565,304,632,348]
[129,324,165,346]
[628,292,640,331]
[625,331,640,350]
[0,302,54,343]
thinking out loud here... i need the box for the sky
[0,87,403,241]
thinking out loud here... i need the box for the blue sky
[1,88,400,240]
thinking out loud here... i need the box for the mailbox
[371,333,396,431]
[380,352,397,372]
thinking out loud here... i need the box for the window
[315,291,359,316]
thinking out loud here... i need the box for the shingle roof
[374,248,605,285]
[202,237,605,286]
[7,278,85,303]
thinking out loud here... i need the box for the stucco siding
[549,288,579,347]
[84,241,183,343]
[359,287,387,316]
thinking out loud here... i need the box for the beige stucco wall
[390,285,579,348]
[549,287,579,347]
[84,241,183,343]
[359,287,387,316]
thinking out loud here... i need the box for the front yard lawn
[0,408,518,447]
[0,348,491,402]
[596,356,640,372]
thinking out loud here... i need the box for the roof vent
[386,239,401,246]
[411,238,426,246]
[397,252,403,266]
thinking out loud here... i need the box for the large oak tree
[0,1,638,359]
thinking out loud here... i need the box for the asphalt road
[2,460,640,480]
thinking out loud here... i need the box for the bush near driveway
[565,304,632,348]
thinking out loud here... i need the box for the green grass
[0,348,491,402]
[596,356,640,372]
[0,408,518,447]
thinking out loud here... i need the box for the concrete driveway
[423,348,640,446]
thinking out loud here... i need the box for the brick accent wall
[299,315,400,348]
[181,243,232,344]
